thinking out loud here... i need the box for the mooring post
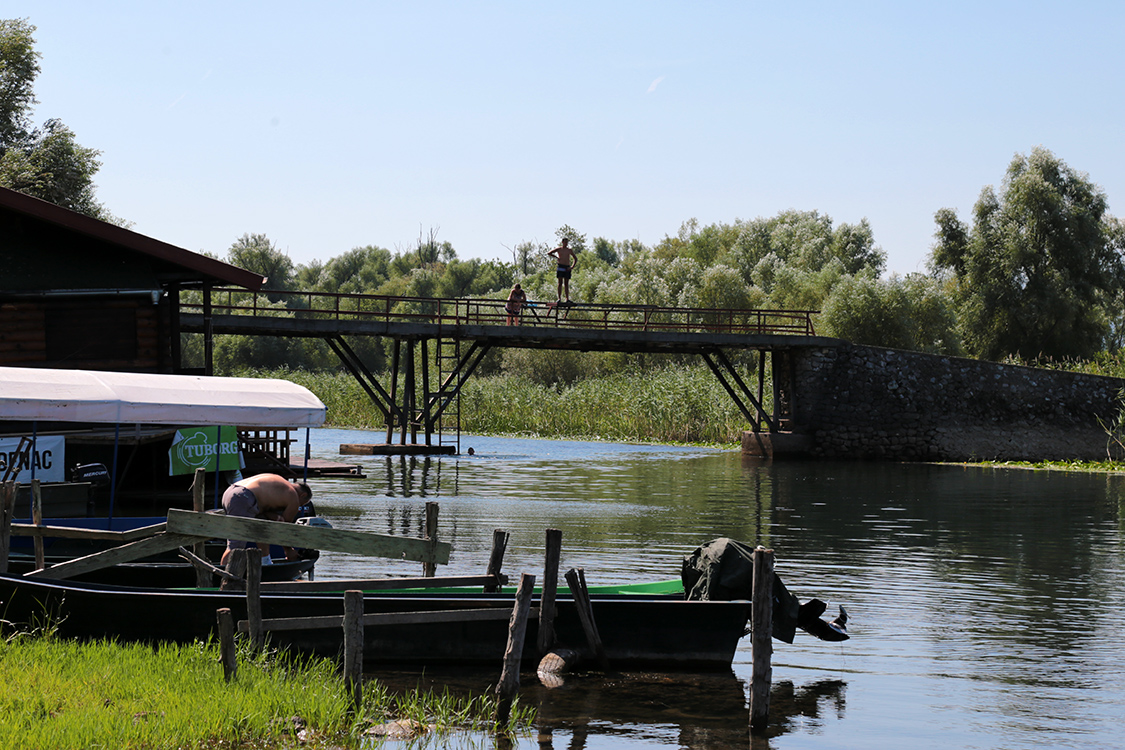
[221,548,248,592]
[484,529,510,592]
[750,546,774,735]
[192,468,210,587]
[565,567,609,671]
[538,528,562,655]
[246,553,263,651]
[342,590,364,712]
[0,481,15,574]
[31,479,44,571]
[495,572,536,726]
[423,501,439,577]
[217,607,237,682]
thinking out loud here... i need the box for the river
[294,428,1125,749]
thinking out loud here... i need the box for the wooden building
[0,186,263,374]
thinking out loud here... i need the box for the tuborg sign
[168,426,244,476]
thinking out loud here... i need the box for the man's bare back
[234,473,308,522]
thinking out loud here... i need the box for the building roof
[0,186,265,291]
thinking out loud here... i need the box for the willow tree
[931,147,1124,361]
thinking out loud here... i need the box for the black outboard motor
[71,463,111,487]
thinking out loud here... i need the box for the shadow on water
[368,667,847,749]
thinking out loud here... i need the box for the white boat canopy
[0,366,326,428]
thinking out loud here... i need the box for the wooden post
[31,479,45,571]
[217,607,237,682]
[564,567,609,671]
[192,468,210,588]
[495,573,535,726]
[423,501,439,577]
[221,548,248,592]
[484,529,510,592]
[342,590,364,712]
[538,528,562,655]
[246,553,263,651]
[0,482,15,574]
[749,546,774,734]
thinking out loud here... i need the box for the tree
[0,19,115,221]
[226,233,294,295]
[930,147,1124,360]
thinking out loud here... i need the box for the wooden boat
[0,574,751,670]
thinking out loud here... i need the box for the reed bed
[255,363,753,445]
[0,634,532,749]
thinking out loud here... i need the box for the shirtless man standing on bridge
[220,473,311,564]
[548,238,578,303]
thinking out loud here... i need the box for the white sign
[0,435,66,483]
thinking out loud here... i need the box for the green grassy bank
[0,634,531,749]
[255,364,750,446]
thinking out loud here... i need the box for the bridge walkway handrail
[183,287,818,337]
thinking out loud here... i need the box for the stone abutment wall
[783,343,1125,462]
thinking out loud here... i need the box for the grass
[247,363,752,446]
[0,632,534,749]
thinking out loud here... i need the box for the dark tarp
[681,537,801,643]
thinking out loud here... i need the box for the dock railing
[186,288,818,337]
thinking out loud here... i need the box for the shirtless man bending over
[220,473,312,564]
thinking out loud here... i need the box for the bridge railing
[187,288,818,336]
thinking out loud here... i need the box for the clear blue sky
[10,1,1125,275]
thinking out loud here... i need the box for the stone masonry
[785,343,1125,462]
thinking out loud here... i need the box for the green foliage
[821,273,961,354]
[0,19,115,222]
[930,147,1124,360]
[226,232,295,293]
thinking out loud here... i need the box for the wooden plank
[240,606,538,634]
[261,574,507,593]
[25,532,202,580]
[10,522,167,542]
[165,508,451,564]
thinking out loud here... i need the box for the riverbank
[0,633,532,749]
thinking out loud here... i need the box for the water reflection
[367,668,846,750]
[303,430,1125,749]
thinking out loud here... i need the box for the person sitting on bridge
[220,473,311,565]
[505,283,527,325]
[548,238,578,303]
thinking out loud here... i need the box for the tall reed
[252,363,755,444]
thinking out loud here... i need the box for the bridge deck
[180,289,840,353]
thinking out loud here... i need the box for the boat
[0,574,752,670]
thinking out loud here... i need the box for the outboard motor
[293,515,332,561]
[71,463,111,487]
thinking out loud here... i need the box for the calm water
[295,429,1125,750]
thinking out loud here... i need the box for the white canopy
[0,366,326,427]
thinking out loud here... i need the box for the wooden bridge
[176,288,836,452]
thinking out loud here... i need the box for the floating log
[340,443,455,456]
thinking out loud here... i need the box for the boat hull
[0,575,750,670]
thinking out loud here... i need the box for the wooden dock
[340,443,457,457]
[288,458,367,478]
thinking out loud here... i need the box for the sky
[8,1,1125,276]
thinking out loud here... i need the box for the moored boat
[0,574,751,670]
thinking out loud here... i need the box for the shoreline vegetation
[257,364,751,448]
[245,355,1125,472]
[0,633,532,749]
